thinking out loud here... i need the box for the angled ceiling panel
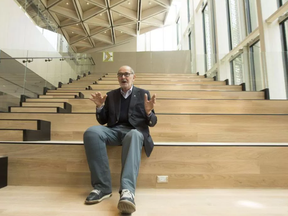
[18,0,173,53]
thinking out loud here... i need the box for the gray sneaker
[117,189,136,214]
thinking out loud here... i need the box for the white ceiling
[17,0,173,53]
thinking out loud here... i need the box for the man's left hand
[144,93,156,115]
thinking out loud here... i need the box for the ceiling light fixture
[100,13,102,16]
[149,1,152,4]
[127,1,130,4]
[66,2,69,5]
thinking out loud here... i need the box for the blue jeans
[83,125,144,195]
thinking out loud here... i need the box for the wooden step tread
[95,80,226,85]
[45,90,264,99]
[0,113,287,142]
[22,98,288,114]
[88,84,242,91]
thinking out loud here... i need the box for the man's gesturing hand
[144,93,156,115]
[90,92,107,108]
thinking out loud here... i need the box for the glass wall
[0,50,94,112]
[244,0,258,34]
[202,1,217,71]
[227,0,242,49]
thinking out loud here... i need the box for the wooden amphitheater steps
[1,144,288,188]
[1,72,288,188]
[0,113,288,142]
[22,98,288,114]
[0,120,50,141]
[45,90,265,99]
[94,80,226,85]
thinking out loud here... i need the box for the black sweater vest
[118,94,132,125]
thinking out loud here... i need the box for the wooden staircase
[1,72,288,188]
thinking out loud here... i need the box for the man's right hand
[90,92,107,108]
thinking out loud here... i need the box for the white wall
[259,0,286,99]
[91,51,191,74]
[0,0,77,86]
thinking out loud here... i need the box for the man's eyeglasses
[117,72,132,77]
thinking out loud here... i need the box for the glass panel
[227,0,241,49]
[202,3,216,71]
[250,41,264,91]
[0,50,27,112]
[246,0,258,33]
[280,19,288,97]
[151,28,164,51]
[231,54,244,85]
[163,25,177,51]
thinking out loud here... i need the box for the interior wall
[91,51,191,74]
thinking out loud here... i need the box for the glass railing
[0,49,94,112]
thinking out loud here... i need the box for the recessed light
[72,32,74,33]
[149,1,152,4]
[127,1,130,4]
[87,2,89,5]
[100,13,102,16]
[66,2,69,5]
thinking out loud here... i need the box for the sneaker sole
[117,200,136,214]
[85,193,112,204]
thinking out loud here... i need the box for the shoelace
[91,189,101,195]
[121,189,134,199]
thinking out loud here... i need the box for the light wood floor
[0,186,288,216]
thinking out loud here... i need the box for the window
[231,54,244,85]
[278,0,288,7]
[227,0,258,50]
[227,0,242,49]
[243,0,258,34]
[202,1,217,71]
[280,18,288,96]
[137,25,177,52]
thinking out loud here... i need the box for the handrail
[0,56,95,65]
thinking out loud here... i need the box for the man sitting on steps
[83,65,157,214]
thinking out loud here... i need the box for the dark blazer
[96,86,157,157]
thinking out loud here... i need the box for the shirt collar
[120,85,133,98]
